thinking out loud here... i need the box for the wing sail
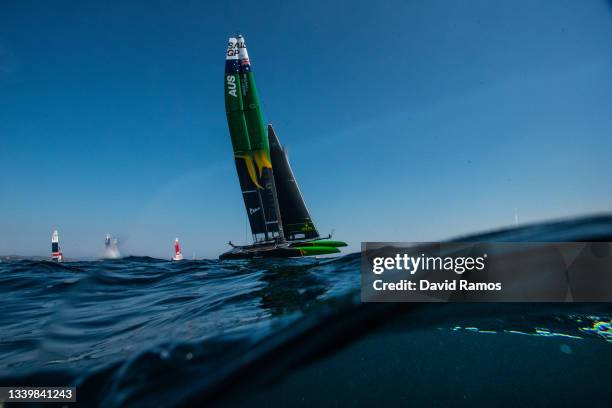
[225,36,283,242]
[268,125,319,240]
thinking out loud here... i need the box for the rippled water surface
[1,255,358,374]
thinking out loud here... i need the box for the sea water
[1,216,611,406]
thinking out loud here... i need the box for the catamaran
[104,234,121,259]
[220,35,346,259]
[51,230,64,262]
[172,238,184,261]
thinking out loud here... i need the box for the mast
[514,208,519,226]
[268,168,285,243]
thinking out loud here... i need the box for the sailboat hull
[219,245,303,260]
[219,241,343,260]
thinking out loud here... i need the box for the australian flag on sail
[240,57,251,72]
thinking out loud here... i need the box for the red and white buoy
[172,238,184,261]
[51,230,64,262]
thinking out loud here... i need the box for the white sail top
[226,37,239,60]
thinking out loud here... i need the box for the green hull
[310,240,347,247]
[294,246,341,256]
[293,240,347,248]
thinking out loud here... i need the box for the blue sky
[1,0,611,258]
